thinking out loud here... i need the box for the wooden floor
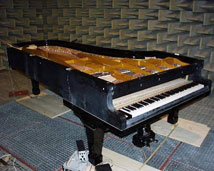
[0,69,45,105]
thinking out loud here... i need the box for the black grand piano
[7,40,211,165]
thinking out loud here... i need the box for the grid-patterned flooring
[0,97,214,171]
[0,70,214,171]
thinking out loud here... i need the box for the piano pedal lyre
[132,124,158,148]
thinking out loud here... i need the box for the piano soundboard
[7,40,212,165]
[21,45,189,83]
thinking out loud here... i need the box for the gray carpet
[179,96,214,129]
[0,147,33,171]
[165,129,214,171]
[0,95,214,170]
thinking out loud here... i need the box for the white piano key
[120,83,204,118]
[113,78,191,109]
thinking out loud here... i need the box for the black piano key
[132,103,143,108]
[166,87,183,95]
[187,82,197,89]
[188,82,197,86]
[161,93,170,97]
[166,82,197,96]
[182,82,194,89]
[139,101,149,106]
[130,105,138,109]
[176,86,185,92]
[171,89,178,93]
[122,107,130,112]
[144,99,154,104]
[166,90,176,95]
[173,83,193,93]
[137,102,144,106]
[155,95,165,99]
[127,105,136,111]
[149,98,156,103]
[139,82,199,107]
[128,82,199,112]
[150,97,160,101]
[183,85,191,90]
[121,82,199,114]
[175,87,184,92]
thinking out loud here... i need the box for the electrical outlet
[78,151,88,162]
[76,140,88,162]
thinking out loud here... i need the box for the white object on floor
[86,148,159,171]
[151,117,210,147]
[16,92,70,118]
[62,151,90,171]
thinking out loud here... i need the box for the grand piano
[7,40,211,165]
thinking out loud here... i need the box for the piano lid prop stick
[0,40,37,50]
[139,123,178,170]
[0,40,23,50]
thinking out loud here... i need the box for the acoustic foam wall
[0,0,214,91]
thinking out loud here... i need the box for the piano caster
[88,153,103,166]
[132,124,158,147]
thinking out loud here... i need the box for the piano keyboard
[113,79,204,118]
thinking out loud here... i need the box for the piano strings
[21,45,189,84]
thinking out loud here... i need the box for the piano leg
[167,109,179,124]
[63,100,105,166]
[31,79,40,95]
[132,124,157,147]
[85,125,104,165]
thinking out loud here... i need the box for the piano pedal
[132,124,158,148]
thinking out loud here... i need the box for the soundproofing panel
[0,0,214,92]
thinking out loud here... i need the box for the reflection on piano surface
[7,40,212,166]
